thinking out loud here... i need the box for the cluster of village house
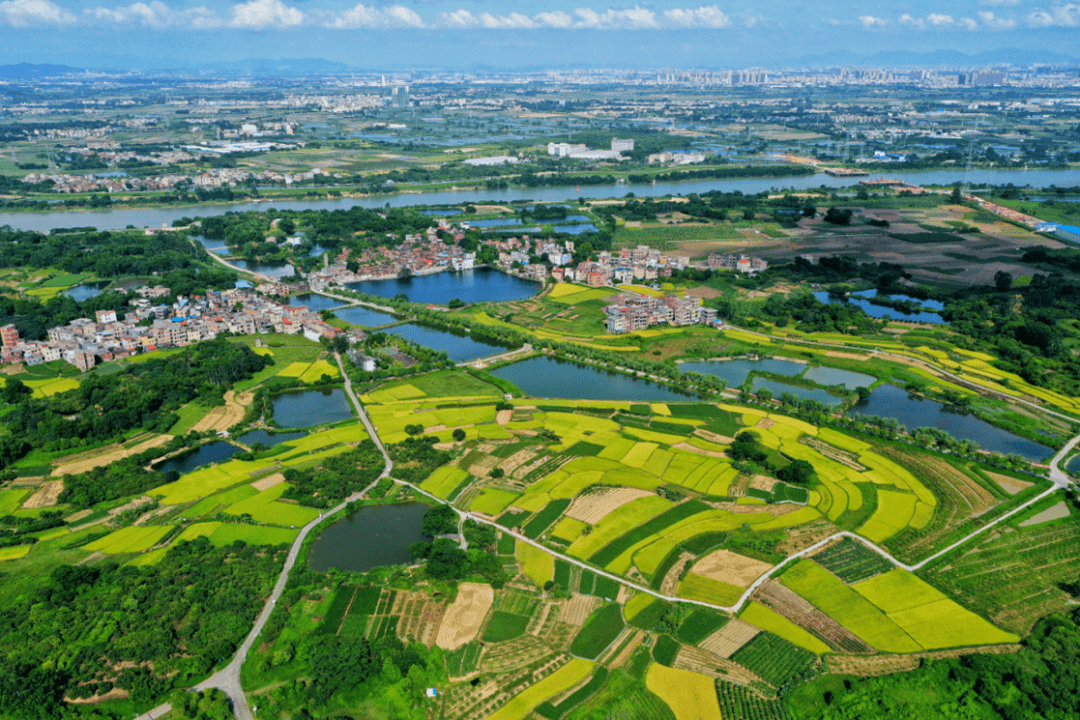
[24,167,326,194]
[0,284,359,372]
[4,212,769,370]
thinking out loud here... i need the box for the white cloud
[86,1,222,29]
[533,10,574,28]
[958,16,979,28]
[661,6,731,29]
[325,3,424,28]
[574,7,660,29]
[0,0,75,27]
[1026,3,1080,25]
[928,13,955,25]
[229,0,304,29]
[978,10,1016,27]
[859,15,889,27]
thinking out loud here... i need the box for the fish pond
[851,383,1054,461]
[347,267,539,305]
[491,355,699,402]
[273,388,354,428]
[307,502,430,573]
[155,442,241,475]
[389,323,512,363]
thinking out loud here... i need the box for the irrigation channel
[137,344,1080,720]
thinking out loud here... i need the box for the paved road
[136,346,1077,719]
[137,354,394,720]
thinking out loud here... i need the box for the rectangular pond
[491,355,700,402]
[273,388,354,428]
[307,502,430,573]
[802,366,876,390]
[236,429,307,448]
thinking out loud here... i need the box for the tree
[489,468,504,479]
[0,378,30,404]
[404,424,424,436]
[422,503,458,537]
[994,270,1013,292]
[452,428,466,442]
[777,459,816,485]
[950,184,963,204]
[447,298,466,308]
[823,207,853,225]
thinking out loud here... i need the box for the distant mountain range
[2,48,1076,79]
[0,63,80,78]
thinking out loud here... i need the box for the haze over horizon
[0,0,1078,71]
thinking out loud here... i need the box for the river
[3,168,1077,233]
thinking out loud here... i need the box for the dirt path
[52,435,171,477]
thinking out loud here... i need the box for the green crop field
[739,602,832,655]
[84,526,173,555]
[482,610,531,643]
[225,483,320,526]
[731,632,816,689]
[567,495,672,560]
[0,489,28,515]
[590,500,711,568]
[486,658,593,720]
[469,488,521,515]
[422,466,470,498]
[676,608,729,645]
[677,573,743,606]
[0,546,32,561]
[651,634,680,667]
[570,603,625,659]
[624,593,654,621]
[181,485,260,519]
[516,542,554,588]
[522,499,571,539]
[813,537,894,583]
[781,560,922,653]
[175,522,298,547]
[852,570,1018,649]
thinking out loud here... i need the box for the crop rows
[715,680,791,720]
[589,499,711,566]
[813,538,893,583]
[536,667,609,719]
[446,641,483,677]
[523,499,572,538]
[731,633,817,691]
[570,604,625,659]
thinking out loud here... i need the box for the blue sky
[1,0,1077,69]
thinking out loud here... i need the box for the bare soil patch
[660,551,694,596]
[685,286,724,299]
[693,428,735,445]
[988,472,1033,496]
[251,472,286,492]
[23,480,63,508]
[607,629,644,668]
[436,582,494,651]
[51,435,171,477]
[755,417,776,430]
[65,688,130,705]
[566,487,653,524]
[562,593,600,626]
[192,390,252,434]
[496,409,512,426]
[673,441,726,458]
[700,620,759,658]
[1020,501,1071,527]
[826,644,1021,677]
[756,580,873,654]
[690,549,773,588]
[748,476,777,494]
[674,645,765,686]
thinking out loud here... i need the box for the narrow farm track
[136,347,1078,720]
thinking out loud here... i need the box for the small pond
[346,267,540,305]
[803,366,876,390]
[236,429,307,448]
[232,259,296,279]
[750,377,843,406]
[1067,455,1080,475]
[851,384,1054,461]
[307,502,430,572]
[155,441,241,475]
[491,355,699,401]
[679,358,805,386]
[287,293,343,312]
[390,323,512,363]
[273,388,354,428]
[812,289,946,325]
[66,281,110,302]
[335,306,399,327]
